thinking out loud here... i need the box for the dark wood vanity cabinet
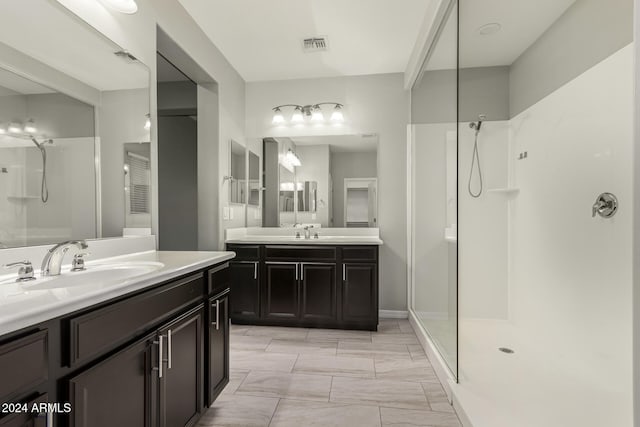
[227,244,378,330]
[0,260,231,427]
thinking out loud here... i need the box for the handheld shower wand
[31,138,51,203]
[468,115,486,198]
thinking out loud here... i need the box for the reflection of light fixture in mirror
[98,0,138,14]
[23,119,37,134]
[285,149,302,167]
[272,107,285,124]
[144,114,151,130]
[270,102,344,125]
[0,126,6,135]
[291,107,304,123]
[8,122,22,134]
[330,104,344,122]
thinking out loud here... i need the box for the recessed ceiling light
[98,0,138,14]
[477,23,502,36]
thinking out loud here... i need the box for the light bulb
[286,149,302,167]
[291,107,304,123]
[8,122,21,134]
[330,105,344,123]
[272,107,285,124]
[0,126,6,134]
[311,106,324,122]
[144,114,151,130]
[23,119,37,134]
[98,0,138,14]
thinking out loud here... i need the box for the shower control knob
[592,193,618,218]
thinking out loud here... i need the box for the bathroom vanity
[226,228,383,331]
[0,244,234,427]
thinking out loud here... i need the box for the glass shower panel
[456,0,634,425]
[410,3,458,376]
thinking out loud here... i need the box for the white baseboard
[379,310,409,319]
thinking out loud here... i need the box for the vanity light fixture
[0,126,6,135]
[272,107,285,124]
[98,0,138,14]
[271,103,344,125]
[23,119,37,134]
[144,114,151,130]
[8,122,22,134]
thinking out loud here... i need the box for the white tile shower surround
[198,319,461,427]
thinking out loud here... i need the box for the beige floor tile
[306,328,372,343]
[197,395,279,427]
[330,376,429,410]
[372,333,420,345]
[398,320,414,333]
[266,339,337,355]
[270,399,382,427]
[230,350,297,372]
[380,406,461,427]
[376,321,402,334]
[245,326,309,340]
[337,341,412,359]
[230,334,272,351]
[375,358,438,382]
[230,324,251,336]
[407,344,428,360]
[293,354,375,378]
[422,382,454,413]
[237,371,332,401]
[219,370,250,396]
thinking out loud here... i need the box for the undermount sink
[21,261,165,290]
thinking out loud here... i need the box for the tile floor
[198,319,461,427]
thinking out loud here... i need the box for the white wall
[56,0,246,250]
[246,73,409,311]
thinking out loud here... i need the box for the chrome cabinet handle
[157,335,164,378]
[342,264,346,282]
[300,263,304,281]
[211,301,219,329]
[254,262,258,279]
[167,330,172,369]
[295,263,299,281]
[47,410,54,427]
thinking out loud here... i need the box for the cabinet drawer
[0,393,49,426]
[341,246,378,262]
[67,273,203,366]
[208,262,230,295]
[0,330,48,403]
[265,246,336,261]
[226,245,260,261]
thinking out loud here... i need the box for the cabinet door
[68,334,154,427]
[264,263,299,320]
[208,291,229,406]
[229,262,260,321]
[342,263,377,324]
[300,263,336,322]
[158,306,204,427]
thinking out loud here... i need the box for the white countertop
[225,227,384,246]
[0,250,235,337]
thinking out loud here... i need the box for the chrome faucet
[41,240,88,276]
[304,226,311,240]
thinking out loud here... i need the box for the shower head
[469,114,487,132]
[30,138,52,150]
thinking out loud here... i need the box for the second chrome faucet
[41,240,88,276]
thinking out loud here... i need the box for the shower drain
[498,347,515,354]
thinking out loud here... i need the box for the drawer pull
[157,335,164,378]
[343,264,346,281]
[167,329,172,369]
[254,262,258,280]
[211,301,220,330]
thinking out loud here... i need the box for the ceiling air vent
[302,37,329,53]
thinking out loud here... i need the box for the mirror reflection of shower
[468,114,486,198]
[30,137,52,203]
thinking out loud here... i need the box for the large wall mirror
[0,0,151,248]
[263,135,378,228]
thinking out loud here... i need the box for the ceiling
[0,69,55,96]
[426,0,576,71]
[0,0,148,92]
[178,0,433,82]
[291,134,378,153]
